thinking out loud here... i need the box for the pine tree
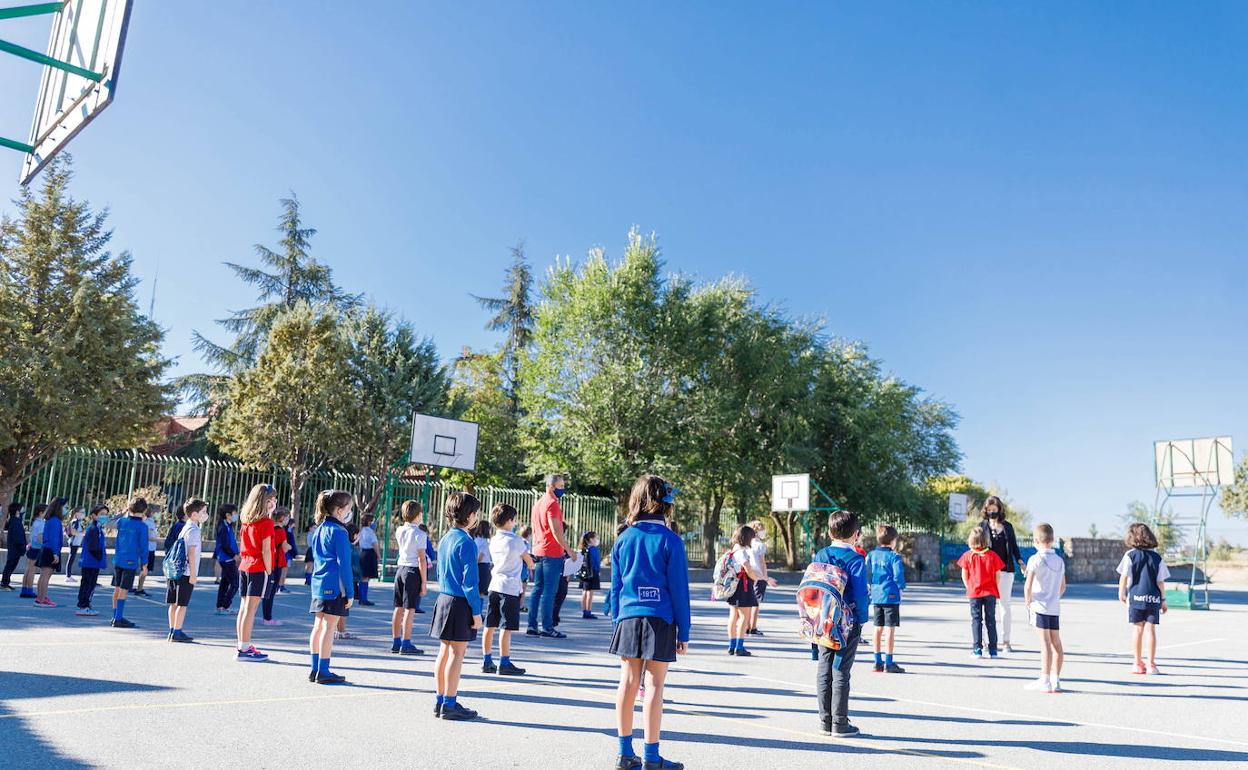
[179,194,359,411]
[0,156,172,506]
[471,241,534,408]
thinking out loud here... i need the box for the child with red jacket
[957,527,1005,659]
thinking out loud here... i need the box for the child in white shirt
[1023,523,1066,693]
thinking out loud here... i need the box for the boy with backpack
[809,510,869,738]
[164,499,208,642]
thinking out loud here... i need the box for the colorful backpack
[162,532,189,581]
[796,561,854,650]
[711,549,741,601]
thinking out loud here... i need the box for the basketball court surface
[2,578,1245,769]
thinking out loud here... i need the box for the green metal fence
[13,448,622,571]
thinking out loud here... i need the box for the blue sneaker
[171,631,194,643]
[236,646,269,662]
[970,648,983,659]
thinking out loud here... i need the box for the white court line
[717,670,1248,750]
[1157,637,1225,651]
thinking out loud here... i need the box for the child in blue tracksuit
[610,475,691,770]
[214,504,240,614]
[110,498,150,628]
[76,505,110,616]
[867,524,907,673]
[309,490,356,685]
[2,502,27,590]
[431,492,484,722]
[812,510,870,739]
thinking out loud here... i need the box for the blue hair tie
[661,485,679,504]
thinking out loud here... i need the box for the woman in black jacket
[980,496,1025,653]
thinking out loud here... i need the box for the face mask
[988,511,1002,520]
[341,510,354,524]
[553,488,565,498]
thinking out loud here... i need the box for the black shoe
[390,643,401,654]
[314,671,346,685]
[873,662,885,672]
[414,608,426,613]
[482,661,498,674]
[434,702,443,717]
[498,662,526,676]
[735,648,752,657]
[309,670,317,682]
[133,590,148,597]
[644,758,684,769]
[823,721,860,738]
[885,663,906,674]
[748,628,765,637]
[440,702,479,721]
[540,629,566,639]
[0,584,12,591]
[728,648,737,656]
[400,645,424,656]
[171,631,194,643]
[359,600,375,606]
[110,618,136,629]
[615,755,642,770]
[525,628,541,637]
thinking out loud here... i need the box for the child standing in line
[431,492,484,721]
[811,510,870,738]
[958,527,1005,659]
[867,524,906,673]
[19,503,48,598]
[133,507,159,598]
[214,504,240,615]
[65,507,86,582]
[725,525,761,657]
[554,522,581,627]
[235,484,276,662]
[166,499,209,642]
[1118,522,1169,675]
[357,513,380,606]
[2,502,27,590]
[261,508,291,626]
[579,531,602,619]
[390,500,427,656]
[76,505,109,616]
[1023,523,1065,692]
[110,498,150,629]
[744,519,777,637]
[610,475,690,770]
[308,489,356,685]
[482,503,534,676]
[35,498,67,607]
[473,519,493,600]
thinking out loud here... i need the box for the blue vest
[1126,549,1163,609]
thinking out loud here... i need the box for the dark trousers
[77,567,100,608]
[2,549,23,586]
[262,567,284,620]
[217,560,239,610]
[553,575,570,625]
[816,623,862,725]
[527,556,565,632]
[969,596,998,653]
[66,545,79,576]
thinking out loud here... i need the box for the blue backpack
[163,533,189,581]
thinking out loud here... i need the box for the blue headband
[662,485,679,504]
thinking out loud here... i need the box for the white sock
[1051,675,1060,689]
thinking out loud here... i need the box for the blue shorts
[1128,607,1160,625]
[1031,612,1059,630]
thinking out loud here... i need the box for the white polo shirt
[1026,549,1066,616]
[488,530,528,596]
[395,523,427,568]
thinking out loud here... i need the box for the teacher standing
[526,474,571,639]
[980,496,1025,653]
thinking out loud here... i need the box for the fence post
[126,448,138,495]
[44,451,59,502]
[202,458,212,502]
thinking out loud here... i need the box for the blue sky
[2,2,1245,544]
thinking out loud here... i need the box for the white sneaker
[66,576,77,583]
[1025,677,1052,692]
[75,608,98,616]
[1050,677,1061,692]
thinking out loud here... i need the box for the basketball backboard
[409,413,479,472]
[948,492,968,522]
[1154,437,1233,489]
[771,473,810,513]
[0,0,133,184]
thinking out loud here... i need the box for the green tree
[1120,500,1182,554]
[0,156,172,507]
[181,195,359,411]
[443,349,526,489]
[1220,457,1248,519]
[341,305,450,512]
[471,242,534,410]
[208,303,353,519]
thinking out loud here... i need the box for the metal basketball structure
[1152,436,1234,610]
[1,0,133,184]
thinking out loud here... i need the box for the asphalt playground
[1,575,1246,769]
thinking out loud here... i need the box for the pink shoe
[261,619,283,626]
[34,597,56,607]
[636,685,646,703]
[1131,661,1146,675]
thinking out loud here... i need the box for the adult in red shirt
[235,483,277,662]
[261,508,291,625]
[957,527,1005,658]
[526,474,571,638]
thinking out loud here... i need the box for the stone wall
[1064,537,1125,583]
